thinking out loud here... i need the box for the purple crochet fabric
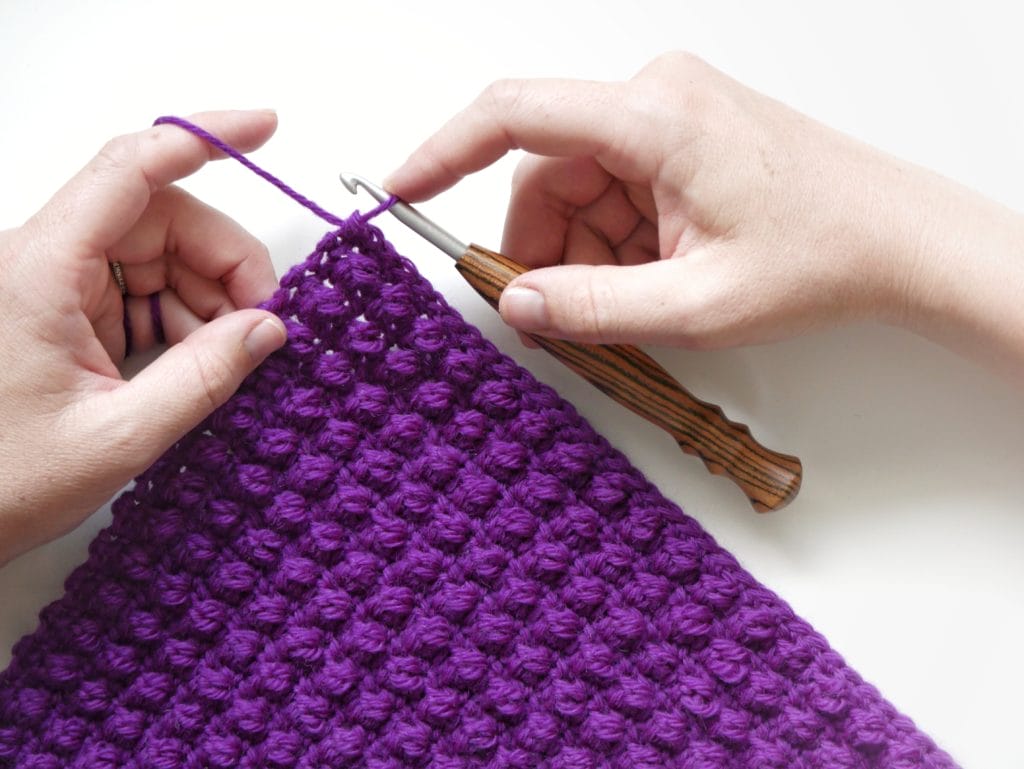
[0,216,956,768]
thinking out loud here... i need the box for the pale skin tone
[387,53,1024,376]
[3,54,1024,564]
[0,110,288,565]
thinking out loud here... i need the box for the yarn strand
[153,115,396,226]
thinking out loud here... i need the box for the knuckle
[96,134,137,171]
[640,50,709,81]
[573,267,623,341]
[635,51,720,127]
[619,60,725,165]
[677,82,719,130]
[664,50,709,73]
[251,240,272,268]
[481,78,528,118]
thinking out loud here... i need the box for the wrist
[888,172,1024,379]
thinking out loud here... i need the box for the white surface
[1,2,1021,765]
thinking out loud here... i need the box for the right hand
[385,52,1024,378]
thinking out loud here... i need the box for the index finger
[26,109,278,257]
[384,79,634,202]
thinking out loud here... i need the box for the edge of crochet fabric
[0,219,957,769]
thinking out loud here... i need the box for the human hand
[0,110,287,565]
[386,53,1024,376]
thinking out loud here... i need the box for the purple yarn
[0,219,957,768]
[150,293,165,345]
[152,116,399,228]
[122,300,133,358]
[0,122,958,768]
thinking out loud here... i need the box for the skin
[5,54,1024,563]
[0,110,288,565]
[386,52,1024,379]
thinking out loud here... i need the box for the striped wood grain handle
[456,244,803,512]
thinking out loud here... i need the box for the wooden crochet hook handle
[457,245,802,512]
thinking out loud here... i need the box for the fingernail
[381,170,402,194]
[244,317,287,361]
[500,286,548,332]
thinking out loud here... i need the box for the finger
[561,217,618,268]
[516,331,541,349]
[501,155,611,267]
[506,218,659,352]
[124,289,210,356]
[563,182,660,269]
[121,280,240,359]
[26,109,278,258]
[90,309,287,473]
[109,185,277,308]
[557,214,656,269]
[123,262,236,321]
[577,183,650,256]
[502,155,658,268]
[385,79,641,202]
[569,187,660,268]
[610,217,660,267]
[498,258,716,346]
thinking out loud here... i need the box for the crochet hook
[340,173,802,512]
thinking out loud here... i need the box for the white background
[1,2,1022,766]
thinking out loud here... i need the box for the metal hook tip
[339,173,392,205]
[338,172,362,195]
[337,172,467,260]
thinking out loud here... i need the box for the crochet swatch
[0,216,957,768]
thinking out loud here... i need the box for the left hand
[0,110,287,565]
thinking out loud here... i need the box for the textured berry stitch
[0,216,958,769]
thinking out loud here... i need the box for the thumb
[100,309,287,470]
[498,259,703,346]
